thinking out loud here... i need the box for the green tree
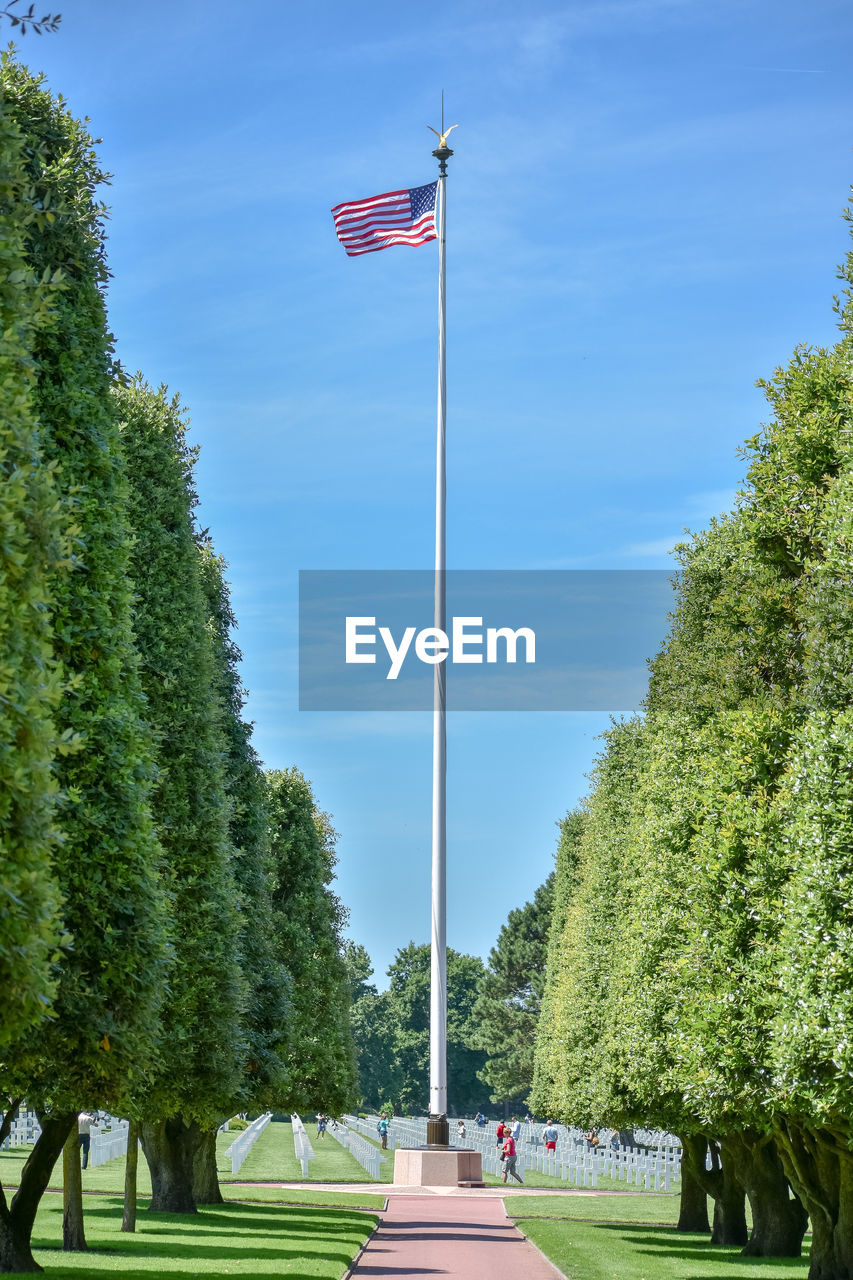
[472,874,554,1107]
[350,987,399,1111]
[0,59,169,1272]
[530,809,586,1117]
[385,943,487,1117]
[343,941,377,1003]
[190,541,291,1205]
[266,769,358,1115]
[0,98,64,1050]
[115,378,244,1214]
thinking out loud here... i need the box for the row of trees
[0,53,356,1272]
[532,205,853,1280]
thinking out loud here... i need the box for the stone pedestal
[393,1146,484,1187]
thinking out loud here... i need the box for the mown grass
[504,1194,684,1224]
[506,1195,810,1280]
[27,1192,376,1279]
[0,1121,386,1209]
[234,1120,383,1185]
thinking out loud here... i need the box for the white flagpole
[428,118,453,1148]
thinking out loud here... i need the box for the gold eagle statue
[428,124,458,148]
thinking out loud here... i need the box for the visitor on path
[377,1113,389,1149]
[542,1120,558,1153]
[496,1119,507,1149]
[501,1131,524,1184]
[77,1111,96,1169]
[456,1120,466,1141]
[316,1114,327,1139]
[511,1116,522,1141]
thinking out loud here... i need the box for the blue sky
[24,0,853,983]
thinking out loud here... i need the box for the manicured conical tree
[0,99,64,1050]
[530,808,585,1117]
[0,57,169,1273]
[115,377,244,1214]
[266,768,359,1115]
[757,269,853,1279]
[191,543,290,1206]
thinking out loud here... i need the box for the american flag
[331,182,438,257]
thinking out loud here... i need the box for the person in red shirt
[501,1131,523,1184]
[495,1119,507,1150]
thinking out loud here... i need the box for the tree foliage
[197,542,290,1114]
[472,874,554,1106]
[0,97,64,1046]
[266,768,358,1115]
[0,55,170,1111]
[533,195,853,1274]
[116,377,244,1134]
[380,943,487,1117]
[0,56,170,1271]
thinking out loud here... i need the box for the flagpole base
[393,1145,484,1188]
[426,1114,450,1147]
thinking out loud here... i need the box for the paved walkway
[236,1179,613,1199]
[346,1194,563,1279]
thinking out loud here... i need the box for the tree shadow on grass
[77,1200,372,1232]
[31,1198,376,1277]
[579,1223,810,1272]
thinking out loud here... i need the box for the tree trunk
[192,1128,223,1205]
[677,1133,710,1232]
[775,1117,853,1280]
[121,1121,139,1233]
[693,1135,749,1246]
[62,1127,87,1251]
[721,1130,807,1258]
[0,1190,40,1276]
[140,1116,201,1213]
[0,1110,76,1273]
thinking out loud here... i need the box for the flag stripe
[331,182,438,256]
[330,188,408,216]
[337,211,435,244]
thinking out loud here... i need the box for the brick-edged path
[348,1194,563,1279]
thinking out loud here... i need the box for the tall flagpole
[427,108,454,1149]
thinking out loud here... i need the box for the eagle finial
[428,123,458,149]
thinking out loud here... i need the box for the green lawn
[234,1120,386,1184]
[506,1195,810,1280]
[25,1192,376,1279]
[0,1121,386,1207]
[504,1194,686,1224]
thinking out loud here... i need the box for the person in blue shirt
[542,1121,559,1153]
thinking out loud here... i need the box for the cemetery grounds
[0,1120,813,1279]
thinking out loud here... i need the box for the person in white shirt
[77,1111,96,1169]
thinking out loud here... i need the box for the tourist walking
[511,1116,521,1142]
[496,1118,507,1149]
[456,1119,466,1141]
[316,1114,327,1139]
[377,1113,389,1150]
[501,1130,524,1184]
[77,1111,96,1169]
[542,1120,558,1153]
